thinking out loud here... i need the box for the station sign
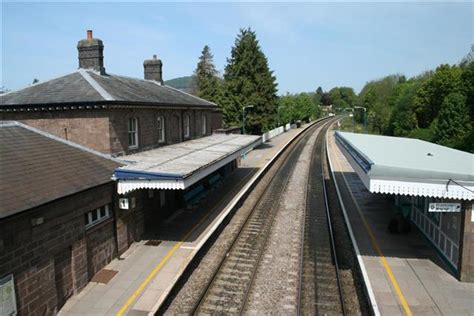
[428,203,461,212]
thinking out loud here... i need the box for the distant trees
[328,87,356,109]
[354,56,474,152]
[222,28,278,134]
[278,93,321,125]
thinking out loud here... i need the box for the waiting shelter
[335,131,474,282]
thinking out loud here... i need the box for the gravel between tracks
[241,126,321,314]
[160,128,303,315]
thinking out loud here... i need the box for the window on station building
[157,116,165,143]
[85,204,111,228]
[202,114,207,135]
[128,117,139,148]
[184,114,191,138]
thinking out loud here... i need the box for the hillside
[164,76,195,94]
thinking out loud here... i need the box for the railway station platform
[58,125,306,316]
[327,129,474,315]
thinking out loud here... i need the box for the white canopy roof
[335,131,474,200]
[114,134,261,194]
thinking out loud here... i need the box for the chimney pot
[77,30,106,75]
[144,54,163,84]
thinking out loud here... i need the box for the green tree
[278,93,321,125]
[194,45,223,104]
[329,87,356,109]
[413,64,462,128]
[222,28,278,134]
[432,92,472,148]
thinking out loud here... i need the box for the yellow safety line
[116,171,254,316]
[333,142,413,316]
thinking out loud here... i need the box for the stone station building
[0,31,261,314]
[0,122,124,315]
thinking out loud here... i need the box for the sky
[2,1,473,94]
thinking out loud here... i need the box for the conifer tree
[223,28,278,134]
[194,45,222,104]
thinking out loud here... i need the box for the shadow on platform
[334,170,455,278]
[144,167,258,243]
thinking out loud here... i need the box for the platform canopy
[335,131,474,200]
[114,134,262,194]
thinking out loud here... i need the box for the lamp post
[354,106,367,133]
[277,106,284,126]
[242,105,254,135]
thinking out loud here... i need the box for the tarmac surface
[59,126,303,316]
[327,128,474,316]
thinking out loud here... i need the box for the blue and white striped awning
[335,131,474,200]
[113,134,261,194]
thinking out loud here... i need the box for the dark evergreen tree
[194,45,222,104]
[223,28,278,134]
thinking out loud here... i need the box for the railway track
[298,120,345,315]
[160,117,368,315]
[189,120,329,315]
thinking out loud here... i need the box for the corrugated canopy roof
[1,69,216,108]
[114,134,262,193]
[335,131,474,200]
[0,122,122,218]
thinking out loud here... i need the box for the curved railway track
[298,120,346,315]
[160,117,368,315]
[190,120,330,315]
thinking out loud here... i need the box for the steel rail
[190,119,328,315]
[297,117,346,316]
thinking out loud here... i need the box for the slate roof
[0,122,123,218]
[0,69,216,108]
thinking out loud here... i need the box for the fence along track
[298,119,346,315]
[191,121,326,315]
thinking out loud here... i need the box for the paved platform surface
[59,126,304,316]
[327,129,474,316]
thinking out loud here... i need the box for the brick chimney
[144,55,163,84]
[77,30,106,74]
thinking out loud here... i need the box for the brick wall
[0,110,111,154]
[0,183,117,315]
[115,190,146,255]
[460,202,474,282]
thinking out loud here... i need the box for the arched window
[128,117,138,148]
[184,114,190,138]
[157,116,165,143]
[202,114,207,135]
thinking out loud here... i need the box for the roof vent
[427,153,434,157]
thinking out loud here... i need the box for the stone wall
[0,183,118,315]
[114,190,146,255]
[108,108,218,155]
[0,110,111,154]
[1,107,222,156]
